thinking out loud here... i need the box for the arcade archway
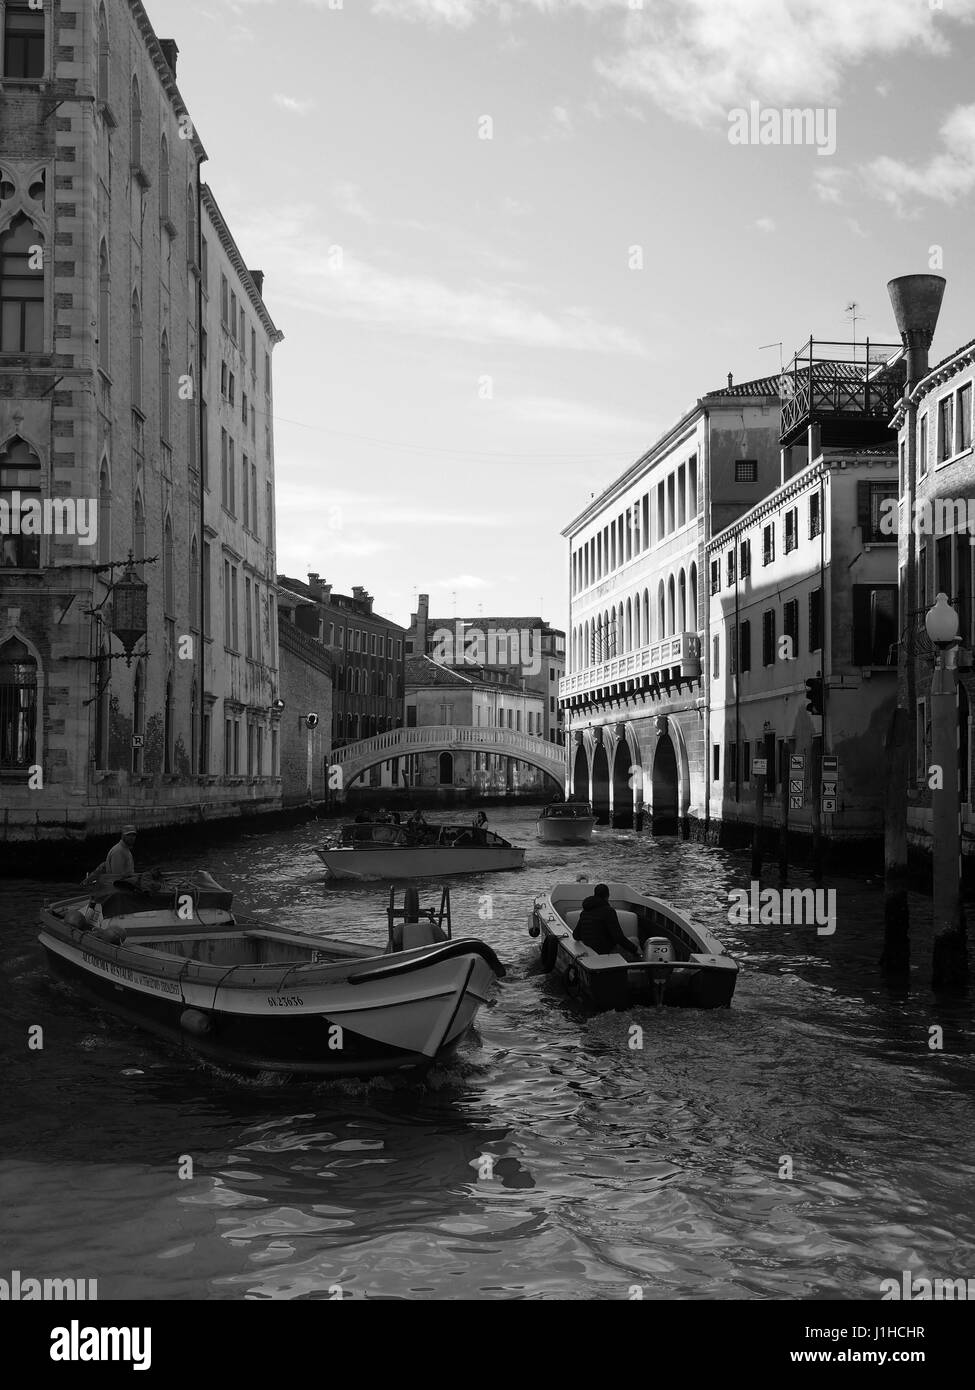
[591,743,610,825]
[651,733,679,836]
[611,739,634,828]
[572,744,589,801]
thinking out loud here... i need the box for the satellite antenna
[759,341,784,376]
[845,301,864,352]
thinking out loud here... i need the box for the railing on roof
[780,337,905,444]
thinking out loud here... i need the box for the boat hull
[38,906,503,1078]
[317,845,525,880]
[529,882,738,1011]
[535,817,595,844]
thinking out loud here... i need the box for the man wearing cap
[104,825,138,877]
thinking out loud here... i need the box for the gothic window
[98,241,109,371]
[4,3,45,79]
[0,214,44,352]
[0,637,37,769]
[0,436,41,568]
[98,460,111,566]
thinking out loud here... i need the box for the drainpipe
[196,161,207,775]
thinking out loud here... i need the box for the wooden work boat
[536,801,596,844]
[318,822,525,880]
[37,873,505,1077]
[528,881,738,1010]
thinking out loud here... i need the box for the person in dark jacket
[573,883,640,959]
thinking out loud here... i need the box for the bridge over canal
[329,725,566,792]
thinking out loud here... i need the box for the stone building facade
[706,453,898,841]
[892,335,975,856]
[0,1,282,840]
[276,615,333,806]
[560,377,783,831]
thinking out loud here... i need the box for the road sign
[822,755,838,774]
[790,778,803,796]
[790,795,803,810]
[822,779,837,797]
[752,758,767,776]
[790,754,805,773]
[822,796,836,812]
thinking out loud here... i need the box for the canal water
[2,807,974,1300]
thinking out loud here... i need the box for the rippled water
[2,809,974,1300]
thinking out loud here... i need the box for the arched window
[186,185,196,260]
[667,575,676,635]
[98,459,111,565]
[439,751,454,785]
[0,637,37,769]
[159,331,170,441]
[133,490,146,577]
[98,240,109,371]
[132,662,145,773]
[94,643,110,770]
[164,675,174,774]
[0,214,44,353]
[163,514,174,615]
[1,436,41,569]
[159,135,170,222]
[657,581,665,639]
[643,587,650,643]
[583,620,590,665]
[130,77,142,167]
[130,291,142,407]
[634,593,641,649]
[97,7,109,104]
[689,563,698,629]
[189,535,200,630]
[679,568,687,631]
[190,680,198,773]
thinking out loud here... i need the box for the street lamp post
[925,594,968,990]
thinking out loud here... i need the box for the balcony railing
[559,632,701,700]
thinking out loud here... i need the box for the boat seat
[615,909,640,943]
[563,909,582,929]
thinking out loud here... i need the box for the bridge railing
[332,725,564,767]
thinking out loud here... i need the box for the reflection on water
[2,809,974,1299]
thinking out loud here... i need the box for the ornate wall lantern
[110,555,148,666]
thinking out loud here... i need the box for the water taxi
[536,801,596,844]
[528,881,738,1010]
[318,821,525,880]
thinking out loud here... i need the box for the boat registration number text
[267,995,304,1008]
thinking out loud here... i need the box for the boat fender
[403,886,420,923]
[63,908,90,930]
[92,925,126,945]
[539,936,559,972]
[564,963,582,995]
[180,1009,213,1037]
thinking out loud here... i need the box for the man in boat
[471,809,488,844]
[573,883,640,960]
[90,824,137,880]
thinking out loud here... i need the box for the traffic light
[804,676,823,716]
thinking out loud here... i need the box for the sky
[154,0,975,636]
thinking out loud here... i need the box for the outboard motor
[643,937,675,1007]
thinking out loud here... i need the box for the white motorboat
[318,821,525,880]
[38,874,505,1077]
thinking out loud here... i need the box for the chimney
[351,586,374,613]
[158,39,179,76]
[249,269,265,296]
[887,275,946,390]
[727,372,733,389]
[416,593,429,650]
[307,572,330,603]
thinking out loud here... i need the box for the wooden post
[881,704,910,980]
[779,742,790,885]
[751,772,766,881]
[810,735,823,886]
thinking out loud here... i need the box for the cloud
[372,0,975,135]
[273,93,317,113]
[813,167,853,204]
[436,574,491,589]
[232,204,649,355]
[506,395,652,434]
[755,217,776,233]
[861,103,975,213]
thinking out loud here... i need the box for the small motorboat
[528,881,738,1010]
[38,873,505,1077]
[318,821,525,880]
[536,801,596,844]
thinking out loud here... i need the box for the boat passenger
[572,883,640,960]
[472,809,488,844]
[101,824,137,878]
